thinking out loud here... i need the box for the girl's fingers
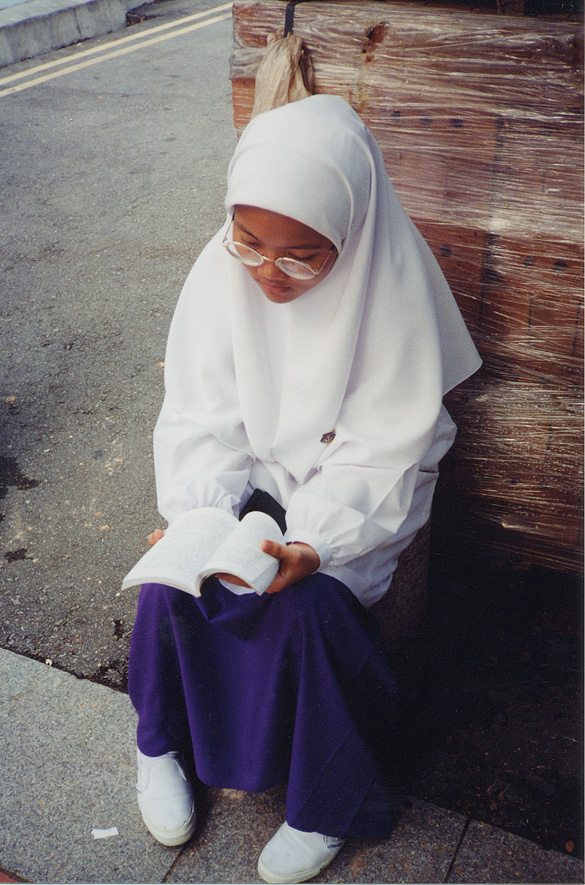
[215,573,251,587]
[261,539,285,558]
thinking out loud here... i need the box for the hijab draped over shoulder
[155,95,481,606]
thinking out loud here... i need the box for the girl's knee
[284,574,354,625]
[139,582,194,611]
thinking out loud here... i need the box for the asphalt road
[0,0,236,687]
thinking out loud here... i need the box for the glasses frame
[222,219,335,280]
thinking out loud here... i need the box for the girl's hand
[261,540,320,594]
[214,573,251,588]
[147,528,165,546]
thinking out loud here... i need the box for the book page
[121,508,237,595]
[199,510,284,594]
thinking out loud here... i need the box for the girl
[128,94,481,884]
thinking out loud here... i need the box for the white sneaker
[136,749,197,846]
[258,821,345,884]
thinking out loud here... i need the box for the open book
[121,508,284,597]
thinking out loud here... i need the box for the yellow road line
[0,3,232,96]
[0,0,232,85]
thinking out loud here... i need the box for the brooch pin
[320,430,336,444]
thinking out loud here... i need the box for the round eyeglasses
[222,230,335,281]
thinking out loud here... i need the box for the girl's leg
[256,575,398,883]
[128,584,199,846]
[128,583,194,759]
[268,575,398,840]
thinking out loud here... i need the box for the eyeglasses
[222,223,335,281]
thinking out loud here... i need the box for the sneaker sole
[139,806,197,847]
[257,853,337,884]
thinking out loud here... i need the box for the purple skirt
[128,574,398,838]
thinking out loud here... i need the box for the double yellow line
[0,1,232,97]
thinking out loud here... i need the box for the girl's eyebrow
[234,221,324,251]
[233,221,257,239]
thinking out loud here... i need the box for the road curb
[0,0,152,67]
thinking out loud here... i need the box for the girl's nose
[258,257,288,282]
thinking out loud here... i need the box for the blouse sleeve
[283,406,456,568]
[153,395,253,523]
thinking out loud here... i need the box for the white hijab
[163,95,481,486]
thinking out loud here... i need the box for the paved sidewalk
[0,648,582,884]
[0,0,150,67]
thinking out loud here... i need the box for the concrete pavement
[0,647,583,884]
[0,0,153,67]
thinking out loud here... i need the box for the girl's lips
[260,282,294,298]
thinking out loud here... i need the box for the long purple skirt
[128,574,398,839]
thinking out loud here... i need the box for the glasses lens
[276,258,316,280]
[225,241,263,266]
[223,236,331,280]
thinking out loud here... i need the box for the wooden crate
[231,0,584,572]
[444,377,583,571]
[479,235,583,382]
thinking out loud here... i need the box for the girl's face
[232,205,337,304]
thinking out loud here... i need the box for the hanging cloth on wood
[251,9,314,119]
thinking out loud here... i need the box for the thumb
[261,539,286,559]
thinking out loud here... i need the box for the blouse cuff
[283,529,332,570]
